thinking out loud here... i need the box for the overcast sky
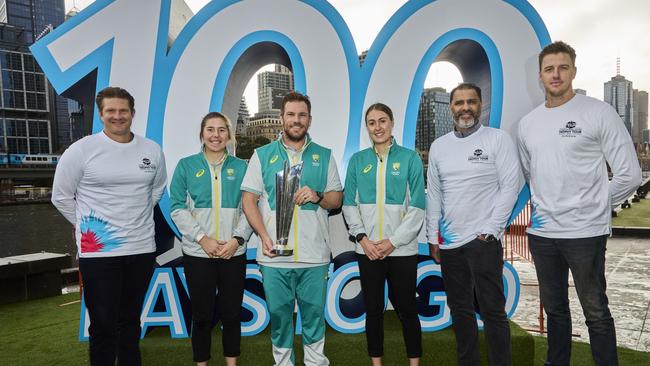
[65,0,649,113]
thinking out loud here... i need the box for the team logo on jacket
[468,149,489,162]
[269,155,279,164]
[312,154,320,167]
[195,169,205,178]
[226,168,235,180]
[362,164,373,173]
[391,162,401,176]
[559,121,582,137]
[139,157,157,172]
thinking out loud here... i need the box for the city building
[643,129,650,144]
[604,59,635,140]
[246,64,294,141]
[634,89,648,144]
[0,0,70,152]
[0,23,52,154]
[246,111,282,141]
[257,64,293,112]
[415,87,453,153]
[236,96,250,136]
[359,50,368,66]
[574,88,587,95]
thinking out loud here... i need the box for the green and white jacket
[170,152,252,258]
[343,139,425,256]
[241,135,342,266]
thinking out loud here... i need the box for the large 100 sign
[32,0,549,339]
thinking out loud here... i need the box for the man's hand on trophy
[260,234,277,258]
[293,186,318,205]
[199,236,221,258]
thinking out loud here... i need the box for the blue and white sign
[31,0,550,340]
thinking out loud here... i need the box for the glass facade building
[0,0,70,152]
[604,74,634,139]
[0,24,51,154]
[257,64,293,113]
[415,87,453,153]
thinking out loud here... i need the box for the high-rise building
[0,0,70,152]
[257,64,293,113]
[236,97,250,136]
[0,0,65,44]
[574,88,587,95]
[633,89,648,144]
[247,65,293,140]
[415,87,453,153]
[604,59,635,140]
[0,23,51,154]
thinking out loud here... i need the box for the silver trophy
[273,160,303,256]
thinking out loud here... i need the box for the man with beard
[241,91,343,366]
[426,83,522,366]
[518,41,641,366]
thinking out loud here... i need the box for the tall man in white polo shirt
[518,41,641,366]
[52,87,167,366]
[241,92,343,366]
[427,83,523,366]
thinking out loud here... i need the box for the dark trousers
[440,239,511,366]
[79,252,156,366]
[528,234,617,366]
[183,254,246,362]
[357,254,422,358]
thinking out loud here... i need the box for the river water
[0,203,77,266]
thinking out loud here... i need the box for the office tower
[415,87,454,153]
[257,64,293,113]
[0,23,51,154]
[604,59,635,140]
[236,97,250,136]
[634,89,648,144]
[247,65,293,140]
[0,0,70,151]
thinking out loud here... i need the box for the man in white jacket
[517,41,641,366]
[51,87,166,366]
[427,83,523,366]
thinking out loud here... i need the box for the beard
[453,110,480,129]
[284,125,307,142]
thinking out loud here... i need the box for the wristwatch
[355,233,367,243]
[480,234,498,242]
[315,191,324,204]
[233,236,245,246]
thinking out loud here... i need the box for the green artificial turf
[612,198,650,227]
[1,293,648,365]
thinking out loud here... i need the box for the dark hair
[450,83,482,103]
[280,91,311,115]
[365,103,394,123]
[95,86,135,112]
[200,111,234,144]
[538,41,576,71]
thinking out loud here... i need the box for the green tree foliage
[236,136,271,160]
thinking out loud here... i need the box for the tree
[235,136,271,160]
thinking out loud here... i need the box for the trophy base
[272,248,293,256]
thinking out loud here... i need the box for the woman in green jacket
[343,103,425,366]
[169,112,251,366]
